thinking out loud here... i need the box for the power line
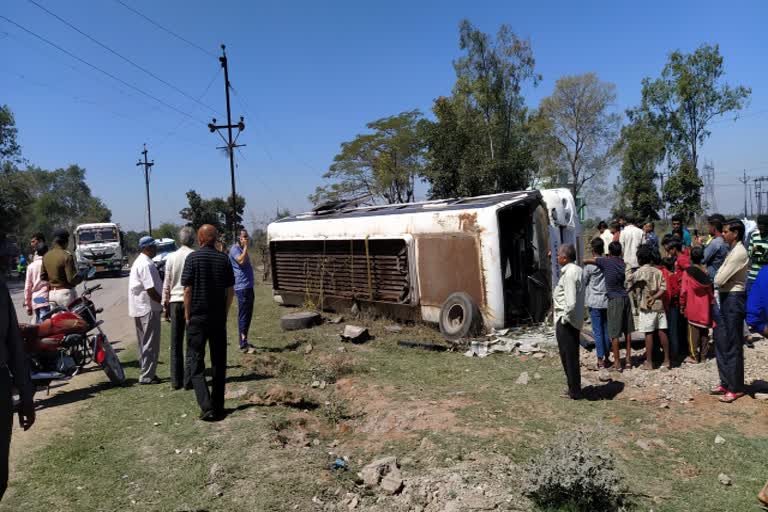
[155,67,222,149]
[27,0,221,117]
[113,0,217,58]
[0,14,206,125]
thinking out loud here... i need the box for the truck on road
[74,223,127,277]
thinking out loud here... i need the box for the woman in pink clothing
[23,245,51,323]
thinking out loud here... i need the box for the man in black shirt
[1,276,35,501]
[182,225,235,421]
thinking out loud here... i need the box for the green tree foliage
[424,20,539,198]
[663,159,703,221]
[153,222,183,241]
[14,165,112,245]
[179,190,245,243]
[310,111,426,205]
[0,170,31,240]
[635,44,750,216]
[534,73,621,203]
[0,105,23,168]
[614,116,665,220]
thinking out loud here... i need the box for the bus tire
[439,292,482,341]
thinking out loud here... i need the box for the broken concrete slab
[341,325,370,343]
[360,456,399,488]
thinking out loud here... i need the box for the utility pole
[738,170,749,218]
[208,44,245,242]
[136,143,155,236]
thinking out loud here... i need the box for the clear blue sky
[3,0,767,231]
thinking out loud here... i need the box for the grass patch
[3,282,767,511]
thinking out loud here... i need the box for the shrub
[523,430,628,511]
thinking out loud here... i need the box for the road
[7,272,136,475]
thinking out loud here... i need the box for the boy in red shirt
[680,246,714,362]
[662,235,690,363]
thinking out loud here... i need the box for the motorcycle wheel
[99,338,126,385]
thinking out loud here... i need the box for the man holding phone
[229,229,256,353]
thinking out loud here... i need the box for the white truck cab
[74,223,126,276]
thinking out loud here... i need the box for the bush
[523,430,628,512]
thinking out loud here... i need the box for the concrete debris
[515,372,529,385]
[360,456,399,488]
[384,324,403,333]
[304,343,314,355]
[334,453,525,512]
[755,392,768,401]
[340,325,370,343]
[718,473,732,486]
[714,435,726,445]
[330,316,345,324]
[224,386,249,400]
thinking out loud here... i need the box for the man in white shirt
[129,236,163,385]
[553,243,585,400]
[619,216,644,270]
[162,227,195,390]
[598,221,613,255]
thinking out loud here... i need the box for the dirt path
[7,274,135,474]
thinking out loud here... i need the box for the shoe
[140,377,162,385]
[240,343,257,353]
[719,391,745,403]
[199,409,219,422]
[709,385,727,395]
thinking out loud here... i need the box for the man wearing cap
[41,229,82,308]
[128,236,163,385]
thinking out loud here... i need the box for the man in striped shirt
[747,215,768,290]
[182,225,235,421]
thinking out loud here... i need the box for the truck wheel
[439,292,482,341]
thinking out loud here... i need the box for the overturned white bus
[267,189,580,339]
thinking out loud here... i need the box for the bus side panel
[415,235,484,309]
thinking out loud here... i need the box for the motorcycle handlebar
[84,284,102,295]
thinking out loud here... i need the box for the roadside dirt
[7,275,135,478]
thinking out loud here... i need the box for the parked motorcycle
[19,269,126,389]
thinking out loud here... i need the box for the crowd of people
[127,224,255,423]
[0,223,258,500]
[554,213,768,404]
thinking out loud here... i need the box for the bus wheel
[439,292,482,341]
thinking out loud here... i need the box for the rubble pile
[579,338,768,401]
[464,326,557,358]
[325,454,529,512]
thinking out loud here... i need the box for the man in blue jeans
[229,229,255,353]
[583,238,611,374]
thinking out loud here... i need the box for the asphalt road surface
[8,270,135,346]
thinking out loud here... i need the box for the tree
[663,159,703,220]
[638,44,751,172]
[534,73,621,202]
[18,165,111,244]
[425,20,540,198]
[0,105,23,169]
[179,190,245,243]
[635,44,751,217]
[154,222,183,241]
[614,116,665,220]
[310,111,426,205]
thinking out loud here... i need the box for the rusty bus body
[267,189,580,336]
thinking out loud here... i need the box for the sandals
[709,385,727,396]
[719,392,745,403]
